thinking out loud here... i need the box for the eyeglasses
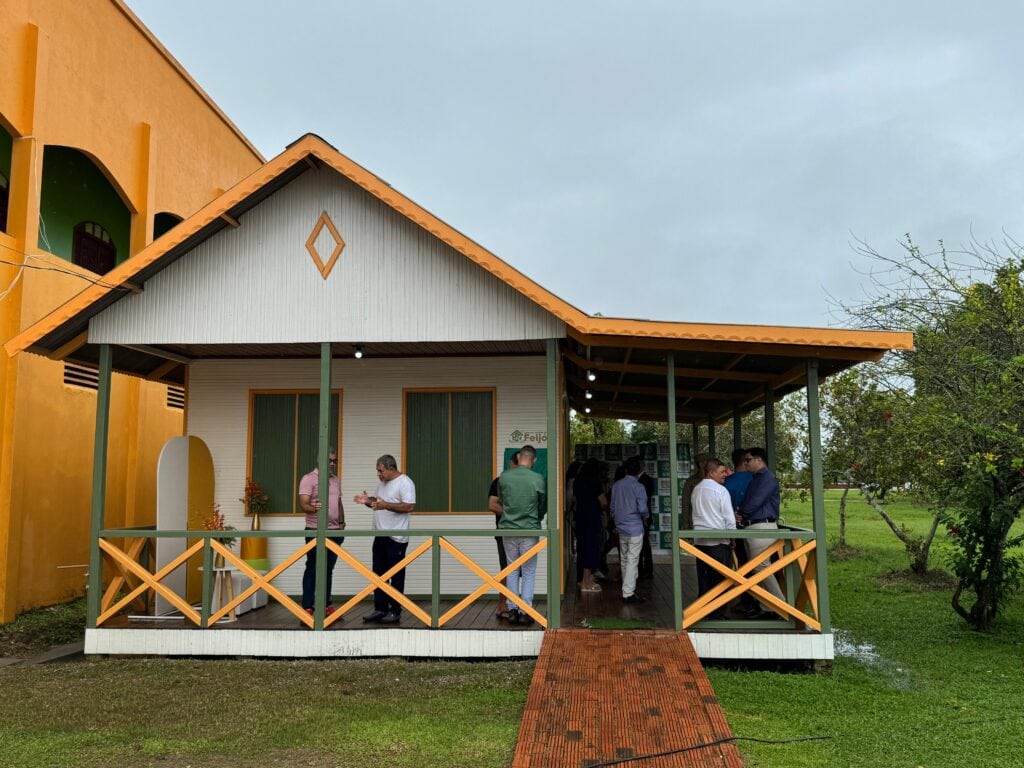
[328,458,338,464]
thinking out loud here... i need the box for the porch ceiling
[563,331,878,424]
[58,339,547,385]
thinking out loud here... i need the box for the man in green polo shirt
[497,444,546,625]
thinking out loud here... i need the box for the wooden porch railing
[678,525,821,631]
[94,528,551,630]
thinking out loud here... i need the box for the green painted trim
[431,535,441,628]
[545,339,560,629]
[806,359,831,632]
[314,342,331,630]
[99,528,551,538]
[667,352,683,632]
[200,541,213,628]
[86,345,112,629]
[764,383,777,470]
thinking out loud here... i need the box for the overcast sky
[129,1,1024,328]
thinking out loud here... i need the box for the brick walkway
[512,630,744,768]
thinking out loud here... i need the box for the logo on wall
[509,430,547,444]
[305,210,345,279]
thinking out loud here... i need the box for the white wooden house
[7,134,912,660]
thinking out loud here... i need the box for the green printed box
[659,532,672,550]
[641,443,658,459]
[657,460,671,477]
[605,444,623,462]
[659,495,673,513]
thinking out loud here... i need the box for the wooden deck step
[513,629,743,767]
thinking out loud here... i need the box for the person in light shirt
[298,449,345,617]
[690,457,736,619]
[354,454,416,625]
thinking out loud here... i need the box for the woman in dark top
[574,458,607,592]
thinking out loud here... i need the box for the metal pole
[707,414,716,456]
[86,344,113,628]
[314,342,331,630]
[545,339,561,629]
[763,383,776,469]
[805,359,831,632]
[667,353,683,632]
[691,422,699,459]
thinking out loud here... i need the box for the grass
[0,657,533,767]
[707,489,1024,767]
[0,599,86,657]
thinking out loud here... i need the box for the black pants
[695,543,733,597]
[302,531,340,610]
[372,536,409,613]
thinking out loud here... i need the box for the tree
[820,368,939,569]
[840,236,1024,630]
[569,414,628,450]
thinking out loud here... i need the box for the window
[404,389,494,513]
[72,221,116,275]
[247,391,342,514]
[63,362,98,391]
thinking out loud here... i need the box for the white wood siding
[188,356,553,598]
[89,169,564,344]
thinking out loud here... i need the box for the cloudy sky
[129,1,1024,328]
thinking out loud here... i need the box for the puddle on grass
[834,629,913,690]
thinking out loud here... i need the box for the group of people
[298,451,417,625]
[689,446,785,619]
[296,444,549,627]
[568,455,655,604]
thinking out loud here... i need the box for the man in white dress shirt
[690,458,736,619]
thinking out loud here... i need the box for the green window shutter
[251,394,297,513]
[295,393,341,490]
[451,392,493,512]
[406,392,449,512]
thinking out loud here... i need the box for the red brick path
[512,630,744,768]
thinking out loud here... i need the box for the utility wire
[0,241,132,293]
[582,735,833,767]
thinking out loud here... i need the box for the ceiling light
[354,345,363,359]
[585,390,593,399]
[584,406,592,414]
[586,370,597,382]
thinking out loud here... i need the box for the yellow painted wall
[0,0,263,620]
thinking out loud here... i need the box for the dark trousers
[372,536,409,613]
[574,512,603,580]
[496,535,508,570]
[639,520,653,577]
[301,531,339,610]
[695,543,734,597]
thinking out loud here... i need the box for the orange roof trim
[5,134,913,357]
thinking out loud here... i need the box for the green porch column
[314,342,331,630]
[763,383,776,469]
[86,344,113,628]
[691,422,699,457]
[667,352,682,631]
[805,359,831,633]
[545,338,561,629]
[733,405,742,458]
[706,414,716,456]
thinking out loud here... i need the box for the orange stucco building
[0,0,263,621]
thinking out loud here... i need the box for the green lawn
[708,490,1024,767]
[1,490,1021,767]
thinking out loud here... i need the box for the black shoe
[379,611,401,625]
[623,594,646,604]
[508,609,522,625]
[363,610,387,623]
[518,612,535,627]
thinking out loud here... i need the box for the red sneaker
[325,605,336,616]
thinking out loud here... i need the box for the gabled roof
[5,133,912,364]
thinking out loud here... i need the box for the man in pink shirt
[299,448,345,616]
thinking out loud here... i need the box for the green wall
[37,146,130,265]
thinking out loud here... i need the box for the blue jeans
[502,536,539,608]
[301,531,339,610]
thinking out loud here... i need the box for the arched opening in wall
[0,123,12,233]
[38,146,130,271]
[153,211,183,240]
[72,221,116,275]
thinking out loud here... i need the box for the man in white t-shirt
[690,457,736,619]
[354,454,416,625]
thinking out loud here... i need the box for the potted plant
[239,480,271,570]
[203,504,236,567]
